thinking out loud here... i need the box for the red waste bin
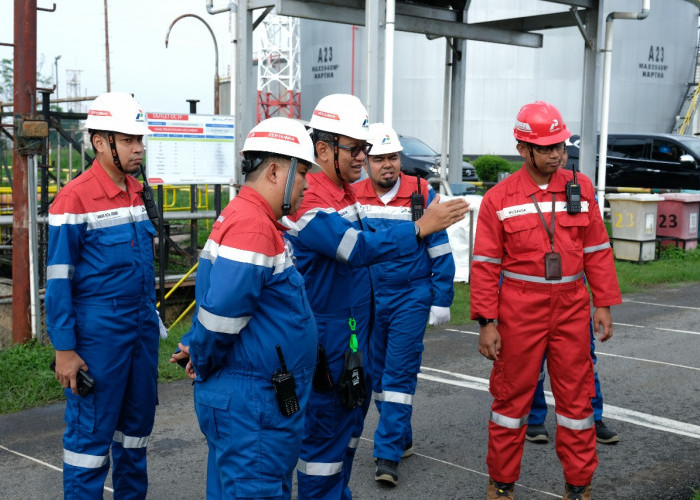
[656,193,700,250]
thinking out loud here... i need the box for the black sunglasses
[334,141,373,158]
[529,142,566,154]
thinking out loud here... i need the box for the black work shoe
[595,419,620,444]
[402,441,414,458]
[563,483,591,500]
[525,423,549,443]
[375,459,399,486]
[487,478,515,499]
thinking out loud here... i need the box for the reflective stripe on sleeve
[502,270,584,284]
[373,390,413,405]
[113,430,150,449]
[556,412,595,430]
[473,255,502,265]
[46,264,74,280]
[347,436,360,449]
[583,242,611,254]
[427,242,452,259]
[63,449,109,469]
[296,459,343,476]
[336,228,359,263]
[490,411,529,429]
[200,240,290,274]
[197,306,250,335]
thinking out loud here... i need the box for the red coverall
[470,166,621,486]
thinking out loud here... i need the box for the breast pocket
[502,215,542,256]
[95,227,134,269]
[557,212,589,251]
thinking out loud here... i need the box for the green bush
[473,155,512,183]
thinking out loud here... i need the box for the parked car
[397,134,478,182]
[566,133,700,190]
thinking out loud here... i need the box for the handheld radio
[566,161,582,215]
[139,164,161,225]
[410,175,424,221]
[271,345,300,417]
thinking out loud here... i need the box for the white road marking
[0,444,114,493]
[622,299,700,311]
[358,436,561,498]
[614,322,700,336]
[446,328,700,368]
[419,366,700,440]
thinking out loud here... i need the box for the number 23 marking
[658,214,677,228]
[614,212,634,228]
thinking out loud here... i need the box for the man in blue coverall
[282,94,469,499]
[173,117,320,499]
[353,123,456,486]
[46,92,159,499]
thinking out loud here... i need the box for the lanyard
[531,193,556,252]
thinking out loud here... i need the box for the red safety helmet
[513,101,571,146]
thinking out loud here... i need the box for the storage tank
[299,0,700,158]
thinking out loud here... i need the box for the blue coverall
[46,159,159,499]
[353,173,455,463]
[187,186,318,500]
[283,171,421,500]
[529,321,604,424]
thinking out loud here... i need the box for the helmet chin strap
[107,131,124,173]
[333,135,344,184]
[528,146,548,178]
[282,157,299,216]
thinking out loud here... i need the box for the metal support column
[12,0,37,344]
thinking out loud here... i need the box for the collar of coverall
[91,158,143,199]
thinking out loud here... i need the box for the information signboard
[145,112,235,185]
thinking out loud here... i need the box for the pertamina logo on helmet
[313,110,340,120]
[549,119,560,133]
[248,131,300,144]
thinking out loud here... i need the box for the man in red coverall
[470,101,621,500]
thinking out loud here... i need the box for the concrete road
[1,282,699,499]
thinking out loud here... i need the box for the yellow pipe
[169,299,196,330]
[680,81,700,136]
[156,262,198,308]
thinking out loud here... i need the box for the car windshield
[675,136,700,157]
[401,137,438,157]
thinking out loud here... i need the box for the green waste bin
[606,193,664,262]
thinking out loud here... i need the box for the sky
[2,0,236,114]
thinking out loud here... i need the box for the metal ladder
[671,20,700,135]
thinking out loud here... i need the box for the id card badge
[544,251,562,280]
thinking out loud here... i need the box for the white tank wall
[300,0,699,157]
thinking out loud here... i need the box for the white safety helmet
[309,94,369,141]
[240,117,319,172]
[84,92,150,136]
[367,122,403,155]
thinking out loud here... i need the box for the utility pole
[12,0,36,344]
[104,0,111,91]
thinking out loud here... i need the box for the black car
[398,134,478,182]
[566,133,700,190]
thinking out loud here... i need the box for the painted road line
[358,436,561,498]
[622,299,700,311]
[595,351,700,371]
[614,322,700,336]
[419,367,700,440]
[0,444,115,493]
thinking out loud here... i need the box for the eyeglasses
[335,141,373,158]
[530,142,566,154]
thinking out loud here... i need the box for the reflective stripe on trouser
[62,298,158,500]
[371,282,430,462]
[487,277,597,486]
[529,321,604,425]
[194,366,314,500]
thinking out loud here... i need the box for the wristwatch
[478,318,496,327]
